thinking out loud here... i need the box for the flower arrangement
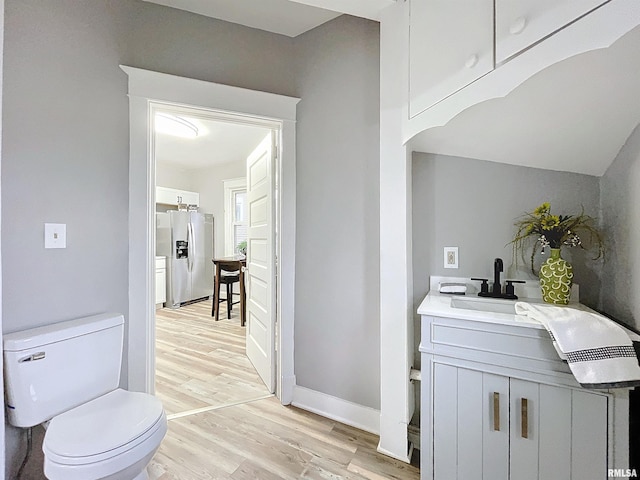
[511,202,604,273]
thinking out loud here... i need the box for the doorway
[152,104,276,414]
[121,66,299,404]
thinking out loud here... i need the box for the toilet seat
[44,389,165,466]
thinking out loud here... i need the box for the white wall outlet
[444,246,458,269]
[45,223,66,249]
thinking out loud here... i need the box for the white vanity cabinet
[418,296,628,480]
[409,0,494,117]
[432,363,608,480]
[495,0,608,63]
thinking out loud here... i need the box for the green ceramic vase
[539,248,573,305]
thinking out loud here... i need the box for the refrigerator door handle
[187,222,194,272]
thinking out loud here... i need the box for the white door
[245,132,276,392]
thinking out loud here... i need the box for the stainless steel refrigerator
[156,211,214,308]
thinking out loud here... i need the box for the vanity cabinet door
[431,364,608,480]
[432,364,509,480]
[495,0,607,63]
[570,389,608,480]
[509,379,608,480]
[409,0,493,118]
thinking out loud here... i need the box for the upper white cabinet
[495,0,608,63]
[409,0,494,118]
[156,186,199,207]
[405,0,639,142]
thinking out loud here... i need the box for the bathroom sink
[450,296,517,315]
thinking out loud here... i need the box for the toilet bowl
[43,389,167,480]
[3,313,167,480]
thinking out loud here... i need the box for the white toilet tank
[4,313,124,428]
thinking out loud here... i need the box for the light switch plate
[444,246,458,269]
[45,223,66,249]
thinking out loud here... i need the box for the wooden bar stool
[212,258,246,325]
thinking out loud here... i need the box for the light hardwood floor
[155,300,269,416]
[151,299,420,479]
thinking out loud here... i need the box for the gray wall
[3,0,131,333]
[2,0,296,332]
[412,152,603,314]
[600,123,640,330]
[2,0,297,476]
[294,16,381,409]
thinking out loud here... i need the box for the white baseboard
[279,374,296,405]
[291,385,380,435]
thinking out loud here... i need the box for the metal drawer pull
[493,392,500,431]
[521,398,529,438]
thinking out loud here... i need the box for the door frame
[121,66,299,403]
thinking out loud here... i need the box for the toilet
[3,313,167,480]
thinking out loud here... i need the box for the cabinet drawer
[422,315,572,376]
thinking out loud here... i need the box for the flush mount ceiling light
[154,113,199,138]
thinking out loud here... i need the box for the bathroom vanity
[418,282,631,480]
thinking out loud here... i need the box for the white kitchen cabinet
[155,256,166,307]
[408,0,494,118]
[495,0,608,63]
[418,292,628,480]
[156,186,199,207]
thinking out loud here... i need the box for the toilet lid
[44,389,164,460]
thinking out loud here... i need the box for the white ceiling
[143,0,391,37]
[142,0,340,37]
[155,114,271,170]
[410,25,640,177]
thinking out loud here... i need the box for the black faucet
[471,257,525,300]
[493,258,503,295]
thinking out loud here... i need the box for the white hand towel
[515,302,640,388]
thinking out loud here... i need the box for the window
[232,190,247,252]
[224,178,247,256]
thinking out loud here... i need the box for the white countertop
[417,291,546,328]
[418,278,640,340]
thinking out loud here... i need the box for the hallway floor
[150,299,420,479]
